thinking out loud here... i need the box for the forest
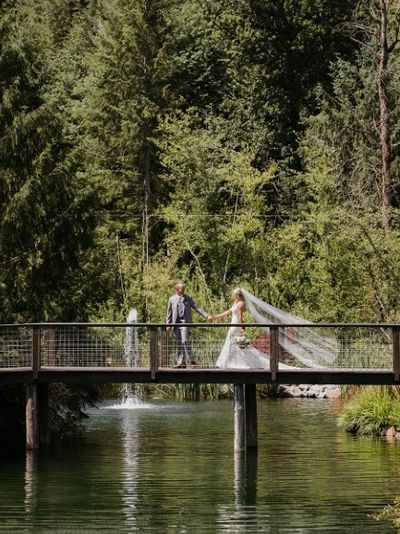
[1,0,400,325]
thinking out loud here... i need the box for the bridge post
[149,326,159,381]
[245,384,258,449]
[234,384,245,453]
[270,326,279,382]
[26,327,41,450]
[393,325,400,382]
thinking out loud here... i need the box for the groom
[166,282,209,368]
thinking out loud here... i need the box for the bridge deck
[0,366,397,385]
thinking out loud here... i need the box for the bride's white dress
[212,289,337,369]
[215,303,294,369]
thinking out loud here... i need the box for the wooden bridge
[1,322,399,451]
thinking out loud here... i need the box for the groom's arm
[189,296,209,320]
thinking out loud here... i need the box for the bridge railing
[0,323,399,378]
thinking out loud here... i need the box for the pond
[0,398,399,532]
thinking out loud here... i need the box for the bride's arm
[209,309,231,321]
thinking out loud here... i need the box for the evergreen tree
[76,0,165,318]
[0,2,96,321]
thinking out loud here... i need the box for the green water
[0,398,399,533]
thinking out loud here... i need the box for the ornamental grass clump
[338,386,400,436]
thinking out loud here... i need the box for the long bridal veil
[241,289,337,368]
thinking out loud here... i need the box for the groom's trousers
[173,324,195,365]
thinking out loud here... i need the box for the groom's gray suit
[166,294,208,365]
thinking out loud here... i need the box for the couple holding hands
[166,282,269,369]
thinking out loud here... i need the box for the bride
[209,288,337,369]
[209,288,277,369]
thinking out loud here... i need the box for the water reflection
[121,410,140,531]
[1,399,398,532]
[24,451,37,515]
[234,451,258,507]
[216,450,259,532]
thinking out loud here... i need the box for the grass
[337,386,400,436]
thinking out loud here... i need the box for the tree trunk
[377,0,391,231]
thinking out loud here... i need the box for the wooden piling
[234,384,245,453]
[245,384,258,449]
[26,383,39,450]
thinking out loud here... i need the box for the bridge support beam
[234,384,258,452]
[26,383,39,450]
[26,383,50,449]
[245,384,258,449]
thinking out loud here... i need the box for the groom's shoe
[173,363,187,369]
[190,360,198,366]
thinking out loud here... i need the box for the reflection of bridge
[1,322,399,451]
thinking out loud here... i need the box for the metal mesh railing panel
[0,324,396,370]
[40,326,150,368]
[0,327,32,368]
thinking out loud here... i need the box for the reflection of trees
[13,398,400,532]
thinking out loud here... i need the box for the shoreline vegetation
[337,386,400,438]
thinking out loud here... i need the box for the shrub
[338,386,400,436]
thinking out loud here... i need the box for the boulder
[325,387,341,399]
[386,426,396,438]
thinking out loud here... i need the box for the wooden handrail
[2,322,400,328]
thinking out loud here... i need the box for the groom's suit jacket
[166,294,208,324]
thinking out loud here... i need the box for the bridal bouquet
[232,333,250,349]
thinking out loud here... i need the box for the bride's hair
[232,288,246,310]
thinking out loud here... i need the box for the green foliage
[374,496,400,531]
[0,2,97,322]
[0,383,101,447]
[4,0,400,442]
[338,386,400,436]
[49,384,101,440]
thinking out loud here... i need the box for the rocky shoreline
[282,384,341,399]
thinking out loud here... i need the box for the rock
[308,385,322,397]
[281,383,341,399]
[325,387,341,399]
[386,426,396,438]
